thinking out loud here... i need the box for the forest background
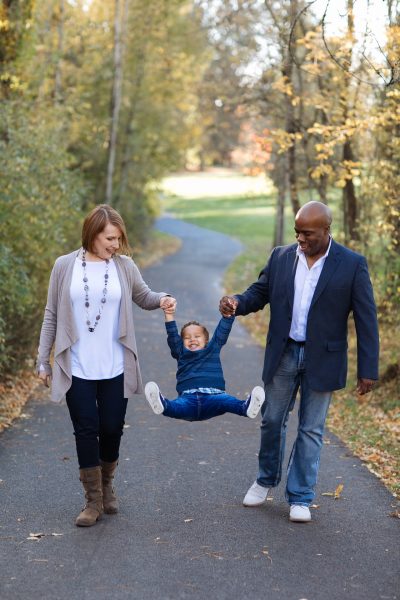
[0,0,399,495]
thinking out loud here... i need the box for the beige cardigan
[37,250,167,403]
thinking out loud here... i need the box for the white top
[289,238,332,342]
[69,258,124,379]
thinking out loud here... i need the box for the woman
[37,204,176,527]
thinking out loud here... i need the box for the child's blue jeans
[162,391,248,421]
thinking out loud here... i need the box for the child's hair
[180,321,209,343]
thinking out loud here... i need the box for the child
[144,303,264,421]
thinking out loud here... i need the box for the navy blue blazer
[235,240,379,392]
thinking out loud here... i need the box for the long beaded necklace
[81,249,109,332]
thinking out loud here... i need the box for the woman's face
[92,223,122,259]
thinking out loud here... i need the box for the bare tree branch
[288,0,399,87]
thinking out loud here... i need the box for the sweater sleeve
[36,259,60,375]
[124,257,167,309]
[165,320,183,359]
[213,316,235,347]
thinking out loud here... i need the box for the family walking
[37,201,379,526]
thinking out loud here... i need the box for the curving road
[0,216,398,600]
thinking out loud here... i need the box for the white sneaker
[243,481,270,506]
[246,386,265,418]
[144,382,164,415]
[289,504,311,522]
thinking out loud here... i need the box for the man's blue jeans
[162,391,247,421]
[257,339,332,506]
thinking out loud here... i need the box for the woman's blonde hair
[81,204,131,255]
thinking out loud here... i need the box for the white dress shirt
[289,238,332,342]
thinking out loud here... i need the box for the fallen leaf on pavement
[205,551,223,560]
[27,532,63,541]
[27,533,45,541]
[334,484,344,498]
[261,546,272,563]
[322,484,344,499]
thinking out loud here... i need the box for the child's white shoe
[145,382,164,415]
[246,386,265,418]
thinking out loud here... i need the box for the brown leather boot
[75,466,103,527]
[100,460,119,514]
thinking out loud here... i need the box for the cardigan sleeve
[127,258,167,309]
[36,259,60,375]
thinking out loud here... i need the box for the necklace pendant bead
[81,248,110,334]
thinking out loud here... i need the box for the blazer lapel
[286,249,298,312]
[310,241,342,310]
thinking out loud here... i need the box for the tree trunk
[342,0,359,242]
[285,0,300,216]
[106,0,127,204]
[274,179,286,247]
[116,48,146,206]
[342,138,359,240]
[317,173,328,203]
[54,0,64,103]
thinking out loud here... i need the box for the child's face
[182,325,207,351]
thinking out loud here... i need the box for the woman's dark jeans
[66,374,128,469]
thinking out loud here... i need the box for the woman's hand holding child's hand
[160,296,176,320]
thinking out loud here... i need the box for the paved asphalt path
[1,216,398,600]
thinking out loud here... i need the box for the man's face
[294,215,330,258]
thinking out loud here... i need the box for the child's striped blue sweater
[165,316,235,395]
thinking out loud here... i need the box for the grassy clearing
[162,169,399,499]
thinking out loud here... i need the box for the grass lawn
[162,168,400,500]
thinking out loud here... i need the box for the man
[219,201,379,523]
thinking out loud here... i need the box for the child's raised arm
[214,315,235,347]
[163,304,182,359]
